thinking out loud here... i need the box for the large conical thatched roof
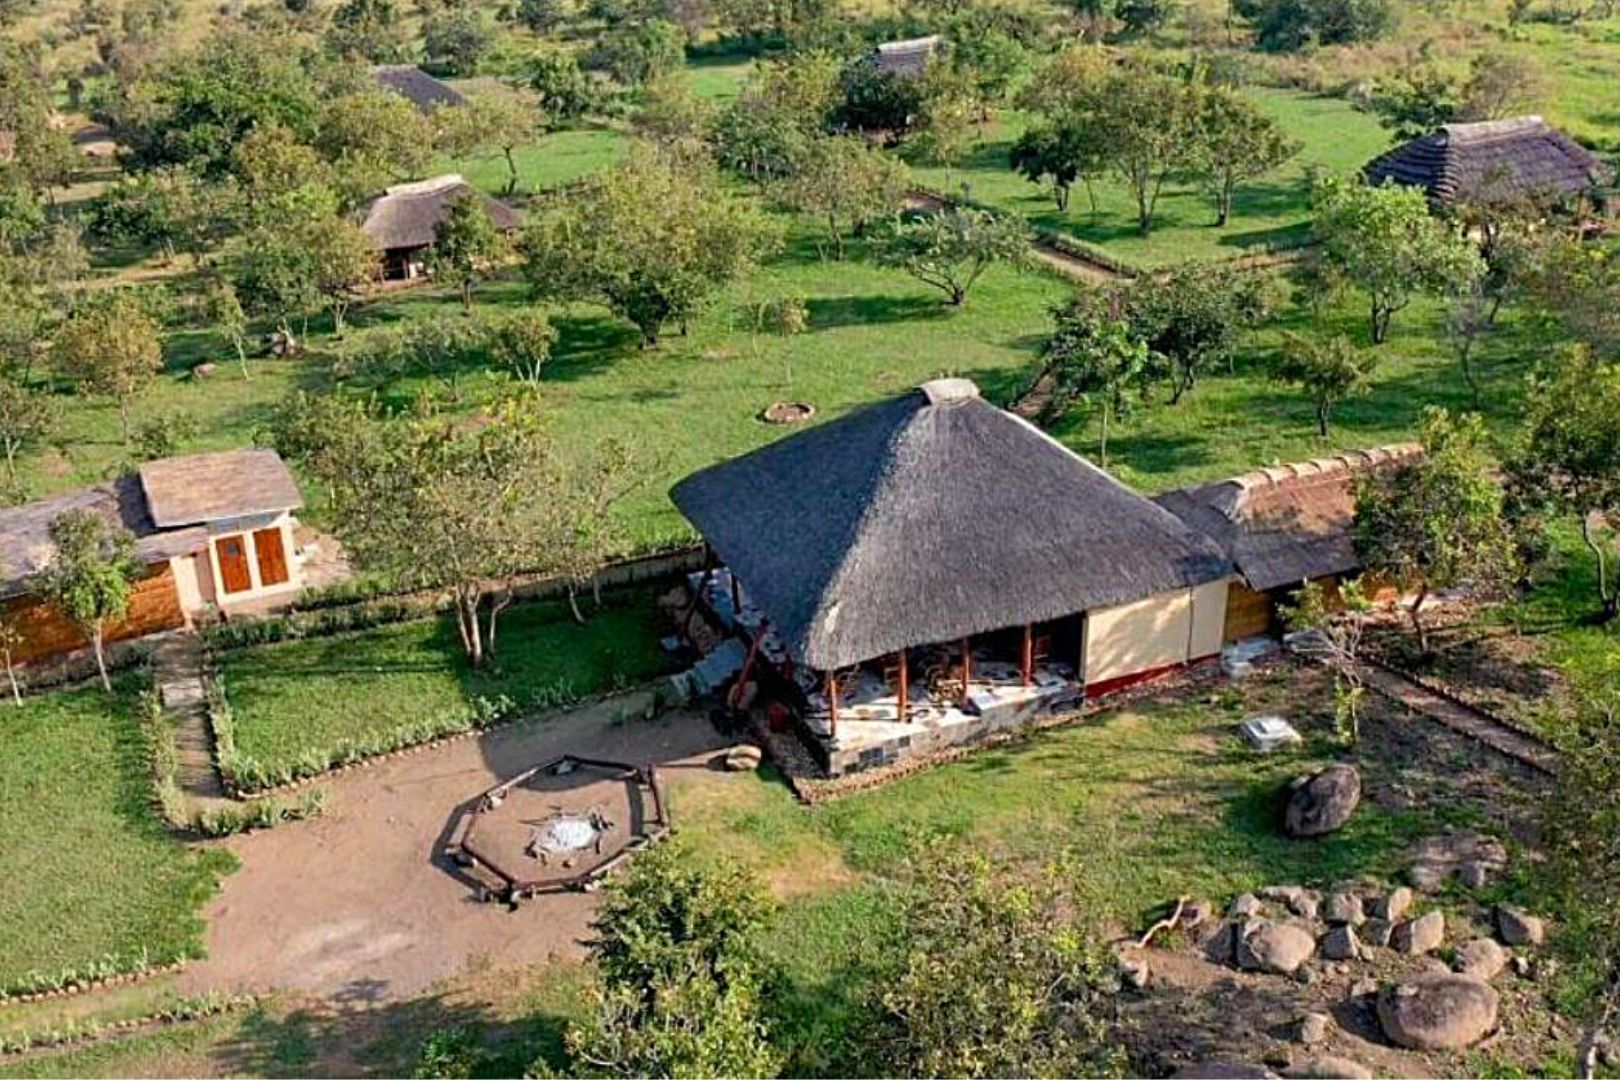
[1363,116,1612,207]
[670,379,1231,671]
[359,174,521,252]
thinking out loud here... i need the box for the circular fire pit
[445,755,668,908]
[761,401,816,425]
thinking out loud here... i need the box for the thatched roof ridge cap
[383,173,467,198]
[876,34,941,53]
[919,376,979,405]
[1441,115,1547,144]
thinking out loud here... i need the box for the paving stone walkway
[1352,659,1558,776]
[153,633,231,805]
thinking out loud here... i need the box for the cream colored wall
[1084,578,1231,685]
[205,511,304,608]
[168,553,216,619]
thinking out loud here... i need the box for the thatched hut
[359,175,521,280]
[1154,445,1420,640]
[371,65,467,112]
[672,379,1232,774]
[1363,116,1612,209]
[870,35,942,78]
[0,450,307,666]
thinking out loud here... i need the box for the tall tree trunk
[1099,400,1111,466]
[503,146,520,196]
[4,651,19,706]
[485,591,512,655]
[1409,584,1431,655]
[117,398,132,444]
[567,584,586,624]
[1582,513,1617,621]
[1316,398,1330,437]
[456,588,485,667]
[92,629,111,693]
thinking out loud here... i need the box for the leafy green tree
[716,50,841,180]
[1370,66,1460,141]
[306,216,377,334]
[870,206,1028,307]
[90,166,235,265]
[523,150,775,345]
[905,64,980,174]
[38,509,141,691]
[1522,232,1620,359]
[514,0,566,32]
[486,308,557,385]
[527,43,599,122]
[231,123,342,225]
[52,294,164,441]
[0,372,56,491]
[592,17,686,87]
[0,41,77,193]
[1252,0,1395,50]
[1511,346,1620,622]
[1088,67,1203,235]
[1312,177,1483,343]
[1354,409,1516,653]
[1114,0,1177,33]
[1038,288,1150,464]
[862,850,1125,1079]
[1459,53,1543,121]
[1193,87,1299,227]
[772,135,909,258]
[435,86,545,196]
[423,8,496,76]
[1270,331,1377,436]
[326,0,410,61]
[429,192,508,313]
[314,89,435,200]
[944,23,1026,115]
[630,75,718,151]
[1279,576,1372,744]
[563,846,781,1079]
[230,224,323,344]
[1010,120,1106,213]
[1127,263,1269,403]
[838,60,924,134]
[202,273,253,378]
[1014,42,1109,118]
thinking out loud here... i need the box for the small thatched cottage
[870,35,942,78]
[1363,116,1613,209]
[371,65,467,112]
[672,379,1232,773]
[359,174,521,280]
[1154,445,1420,640]
[0,450,307,666]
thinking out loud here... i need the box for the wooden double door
[215,527,290,596]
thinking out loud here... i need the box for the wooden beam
[959,637,972,708]
[729,571,742,618]
[897,647,909,722]
[826,670,839,739]
[1021,624,1034,688]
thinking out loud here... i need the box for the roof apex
[919,377,979,405]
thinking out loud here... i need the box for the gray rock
[1497,906,1546,946]
[1281,1057,1373,1080]
[1230,893,1264,918]
[1348,977,1379,999]
[1285,764,1362,837]
[1454,938,1507,981]
[1377,974,1500,1050]
[1239,921,1318,975]
[1394,910,1445,954]
[1289,892,1321,920]
[1205,921,1240,965]
[1299,1012,1331,1046]
[1459,861,1491,889]
[1262,885,1305,904]
[1322,892,1365,927]
[1319,925,1360,961]
[1368,886,1412,922]
[1407,863,1448,892]
[1361,918,1393,949]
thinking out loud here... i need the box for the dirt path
[177,693,731,1004]
[1353,660,1558,775]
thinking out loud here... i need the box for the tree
[1114,0,1178,34]
[314,90,435,200]
[1312,177,1483,343]
[1193,87,1299,227]
[422,8,496,76]
[429,193,505,314]
[38,509,140,692]
[591,18,685,87]
[1270,331,1377,436]
[229,224,322,344]
[202,274,252,378]
[527,44,599,122]
[716,50,841,180]
[0,611,21,705]
[1444,284,1490,408]
[1010,120,1106,214]
[1354,409,1516,654]
[1279,576,1372,744]
[630,75,717,152]
[0,372,55,492]
[522,150,775,346]
[944,22,1026,116]
[1038,289,1150,465]
[838,61,924,135]
[305,217,377,334]
[1511,346,1620,621]
[1252,0,1395,50]
[486,308,557,385]
[1088,67,1203,235]
[89,166,227,265]
[53,295,164,441]
[862,850,1125,1079]
[772,135,909,259]
[436,87,545,196]
[1127,263,1268,403]
[562,846,781,1079]
[1369,66,1459,141]
[1459,53,1543,121]
[870,206,1028,307]
[326,0,410,61]
[0,42,77,193]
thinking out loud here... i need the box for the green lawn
[0,683,233,993]
[436,127,631,200]
[911,88,1392,270]
[216,592,673,786]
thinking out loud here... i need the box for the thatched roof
[371,65,466,112]
[1363,116,1613,207]
[140,449,303,528]
[1153,445,1421,594]
[359,174,522,252]
[671,379,1231,671]
[871,35,941,78]
[0,476,208,598]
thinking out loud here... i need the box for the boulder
[1298,1011,1331,1046]
[1281,1057,1373,1080]
[1230,893,1264,918]
[1459,861,1491,889]
[1285,765,1361,837]
[723,744,764,771]
[1368,887,1412,923]
[1377,974,1499,1050]
[1319,925,1360,961]
[1204,921,1240,965]
[1239,921,1317,975]
[1394,911,1445,954]
[1289,892,1321,920]
[1322,892,1365,927]
[1261,885,1305,904]
[1172,1062,1278,1079]
[1454,938,1508,981]
[1497,906,1546,947]
[1361,918,1393,949]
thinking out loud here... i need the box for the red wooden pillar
[826,671,839,739]
[897,647,909,722]
[1021,624,1034,687]
[959,637,972,707]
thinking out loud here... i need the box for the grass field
[217,593,672,783]
[910,88,1392,270]
[0,683,234,993]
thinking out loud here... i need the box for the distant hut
[1154,445,1420,641]
[671,378,1232,774]
[870,34,942,78]
[359,174,521,281]
[1363,116,1613,210]
[371,65,467,113]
